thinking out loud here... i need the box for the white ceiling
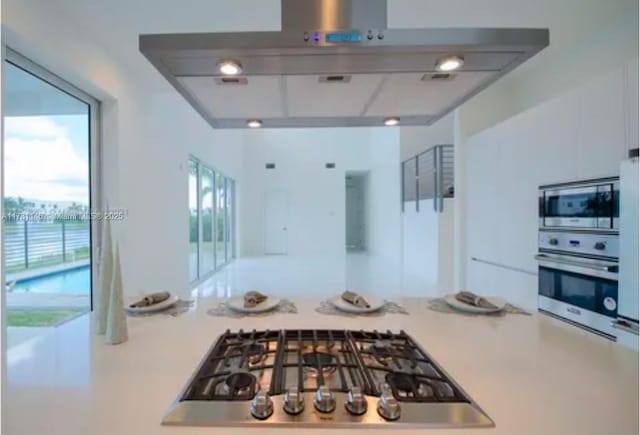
[43,0,635,128]
[50,0,633,94]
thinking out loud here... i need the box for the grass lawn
[7,310,85,327]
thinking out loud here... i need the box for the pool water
[12,266,91,294]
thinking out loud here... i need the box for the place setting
[315,290,408,317]
[427,290,530,317]
[207,290,297,318]
[125,291,194,317]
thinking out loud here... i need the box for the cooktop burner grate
[180,329,468,403]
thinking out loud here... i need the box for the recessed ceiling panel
[176,75,284,119]
[366,71,494,117]
[286,74,385,117]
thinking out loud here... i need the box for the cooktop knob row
[314,385,336,413]
[377,383,401,421]
[283,386,304,415]
[250,390,274,420]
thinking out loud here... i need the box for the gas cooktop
[162,329,494,428]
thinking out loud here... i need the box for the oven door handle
[535,254,619,273]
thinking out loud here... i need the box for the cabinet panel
[625,58,639,152]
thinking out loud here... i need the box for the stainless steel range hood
[139,0,549,128]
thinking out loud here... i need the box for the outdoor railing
[4,220,90,274]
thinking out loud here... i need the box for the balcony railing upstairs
[402,144,454,213]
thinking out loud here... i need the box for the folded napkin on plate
[341,291,370,309]
[244,291,268,308]
[455,291,497,309]
[129,291,170,308]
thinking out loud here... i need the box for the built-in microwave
[539,177,619,230]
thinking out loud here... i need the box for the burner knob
[283,386,305,415]
[549,238,559,246]
[377,383,401,421]
[594,242,606,250]
[345,386,368,415]
[251,390,274,420]
[314,386,336,413]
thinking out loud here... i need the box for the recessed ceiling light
[247,119,262,128]
[384,117,400,126]
[217,59,243,76]
[435,55,464,72]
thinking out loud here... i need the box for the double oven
[537,177,620,339]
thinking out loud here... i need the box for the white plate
[444,294,506,314]
[126,295,179,313]
[226,296,281,313]
[329,295,385,313]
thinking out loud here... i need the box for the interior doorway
[264,190,288,255]
[345,172,367,251]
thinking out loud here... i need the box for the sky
[4,114,90,206]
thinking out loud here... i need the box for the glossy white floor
[191,253,413,301]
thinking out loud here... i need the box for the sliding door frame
[2,47,101,310]
[188,155,235,287]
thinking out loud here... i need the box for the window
[188,156,235,283]
[3,49,99,347]
[200,167,214,276]
[188,158,199,282]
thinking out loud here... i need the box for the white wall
[366,128,402,288]
[240,128,383,257]
[238,127,404,294]
[464,61,638,309]
[2,0,247,299]
[389,0,639,137]
[399,114,454,161]
[402,199,454,296]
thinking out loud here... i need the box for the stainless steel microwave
[539,177,619,230]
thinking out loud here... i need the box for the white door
[264,190,288,254]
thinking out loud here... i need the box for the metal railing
[4,220,90,273]
[402,144,454,213]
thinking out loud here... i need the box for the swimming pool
[12,265,91,294]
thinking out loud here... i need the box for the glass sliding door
[225,178,233,262]
[3,50,98,348]
[199,167,214,275]
[215,173,226,268]
[188,156,235,283]
[188,158,199,282]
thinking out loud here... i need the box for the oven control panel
[539,231,619,259]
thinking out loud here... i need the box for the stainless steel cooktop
[162,329,494,428]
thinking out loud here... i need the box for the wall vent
[265,163,276,169]
[215,77,249,85]
[325,163,336,169]
[319,75,352,84]
[422,73,456,81]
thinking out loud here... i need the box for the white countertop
[5,297,639,435]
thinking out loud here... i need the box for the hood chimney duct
[280,0,387,31]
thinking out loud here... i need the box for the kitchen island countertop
[5,297,638,435]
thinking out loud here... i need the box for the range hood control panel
[303,30,383,44]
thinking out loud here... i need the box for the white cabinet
[618,158,639,322]
[624,58,639,153]
[464,64,636,307]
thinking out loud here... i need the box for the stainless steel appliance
[162,329,494,428]
[139,0,549,129]
[536,230,619,339]
[538,177,619,230]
